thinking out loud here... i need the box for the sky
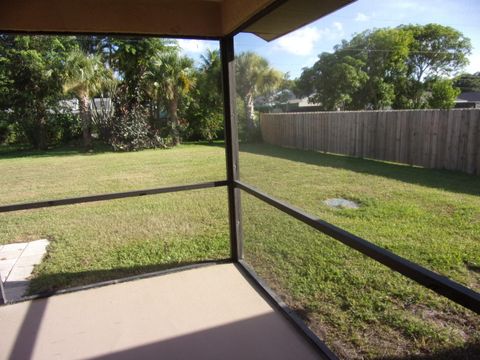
[178,0,480,79]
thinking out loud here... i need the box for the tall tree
[343,28,412,109]
[398,23,471,108]
[0,35,75,149]
[147,51,196,145]
[401,24,471,82]
[236,52,283,132]
[453,72,480,92]
[185,49,224,141]
[298,24,471,110]
[297,52,368,110]
[298,28,411,110]
[111,38,173,109]
[63,48,112,148]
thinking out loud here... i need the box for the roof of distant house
[287,97,321,107]
[456,92,480,102]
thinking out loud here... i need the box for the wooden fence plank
[430,111,439,168]
[466,110,477,174]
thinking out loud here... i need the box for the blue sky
[179,0,480,79]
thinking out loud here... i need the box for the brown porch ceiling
[0,0,354,40]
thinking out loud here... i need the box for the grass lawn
[0,142,479,359]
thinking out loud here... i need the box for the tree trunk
[169,98,180,146]
[35,103,48,150]
[79,93,92,149]
[38,116,47,150]
[244,93,256,131]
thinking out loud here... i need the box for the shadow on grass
[0,141,225,160]
[0,143,115,160]
[27,259,229,295]
[466,263,480,274]
[240,143,480,197]
[374,341,480,360]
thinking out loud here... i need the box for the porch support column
[220,36,243,261]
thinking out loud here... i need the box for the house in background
[255,91,323,113]
[58,98,113,114]
[455,92,480,108]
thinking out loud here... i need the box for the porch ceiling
[0,0,354,40]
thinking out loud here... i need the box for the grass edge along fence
[260,109,480,175]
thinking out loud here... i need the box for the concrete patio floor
[0,263,322,359]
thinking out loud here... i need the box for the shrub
[49,113,82,144]
[110,103,166,151]
[0,112,9,144]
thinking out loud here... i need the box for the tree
[147,50,196,145]
[186,49,224,142]
[398,24,471,108]
[298,24,471,110]
[401,24,471,82]
[298,52,368,110]
[0,38,11,143]
[299,28,412,110]
[0,35,75,149]
[111,38,173,110]
[63,48,113,148]
[344,28,412,109]
[453,72,480,92]
[236,52,283,134]
[428,78,460,109]
[102,38,175,150]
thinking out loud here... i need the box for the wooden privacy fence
[260,109,480,175]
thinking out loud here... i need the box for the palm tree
[148,51,196,145]
[236,52,283,132]
[200,49,222,90]
[63,48,111,148]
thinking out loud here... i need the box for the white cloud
[273,24,343,56]
[177,39,217,54]
[355,12,370,22]
[333,22,343,31]
[275,26,321,56]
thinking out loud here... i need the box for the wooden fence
[260,109,480,175]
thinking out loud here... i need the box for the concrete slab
[15,254,45,267]
[0,239,49,302]
[0,242,28,253]
[0,243,27,261]
[0,258,17,272]
[22,239,49,256]
[0,264,321,360]
[8,266,36,281]
[0,259,17,281]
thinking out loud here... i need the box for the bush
[236,97,262,143]
[5,111,82,148]
[48,113,82,144]
[110,104,166,151]
[0,112,10,144]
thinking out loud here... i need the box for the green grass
[0,143,230,292]
[0,142,479,359]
